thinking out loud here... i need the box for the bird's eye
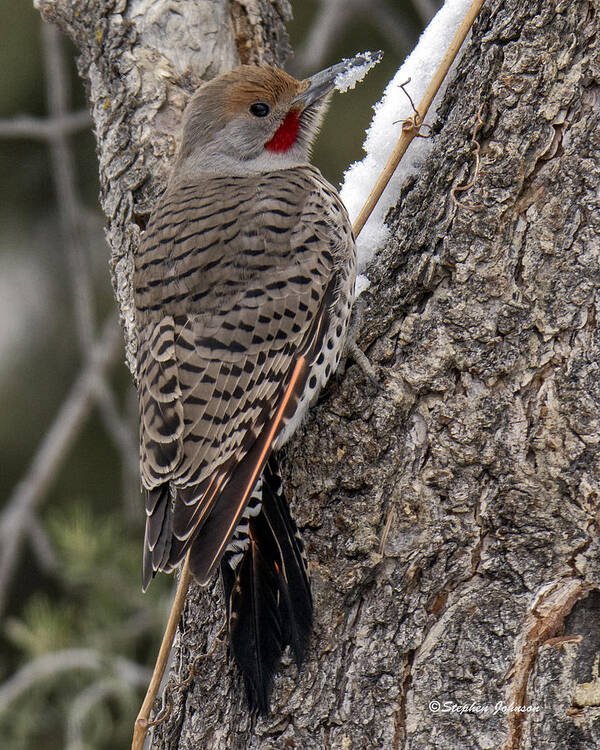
[249,102,271,118]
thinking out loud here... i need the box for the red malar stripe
[265,110,301,153]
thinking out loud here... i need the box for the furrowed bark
[282,3,600,748]
[35,0,600,748]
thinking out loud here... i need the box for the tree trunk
[37,1,600,748]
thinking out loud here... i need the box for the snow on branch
[340,0,477,292]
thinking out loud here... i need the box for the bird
[133,53,379,712]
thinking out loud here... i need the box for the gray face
[208,99,296,162]
[176,105,311,176]
[171,60,363,178]
[171,67,305,176]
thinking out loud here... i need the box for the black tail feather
[221,456,313,712]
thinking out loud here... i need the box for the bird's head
[174,52,382,177]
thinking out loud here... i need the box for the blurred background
[0,1,438,747]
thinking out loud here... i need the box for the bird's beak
[292,50,383,110]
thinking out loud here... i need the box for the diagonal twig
[91,375,139,478]
[352,0,486,239]
[411,0,440,25]
[132,558,191,750]
[27,514,59,573]
[0,317,122,619]
[369,0,417,53]
[292,0,353,76]
[292,0,412,77]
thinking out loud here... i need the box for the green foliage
[1,503,169,750]
[5,594,77,658]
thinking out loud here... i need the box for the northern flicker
[134,52,381,711]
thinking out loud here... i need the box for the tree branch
[411,0,440,24]
[0,111,91,139]
[0,648,150,713]
[292,0,413,77]
[0,317,121,618]
[42,22,96,354]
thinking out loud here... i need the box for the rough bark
[36,0,600,748]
